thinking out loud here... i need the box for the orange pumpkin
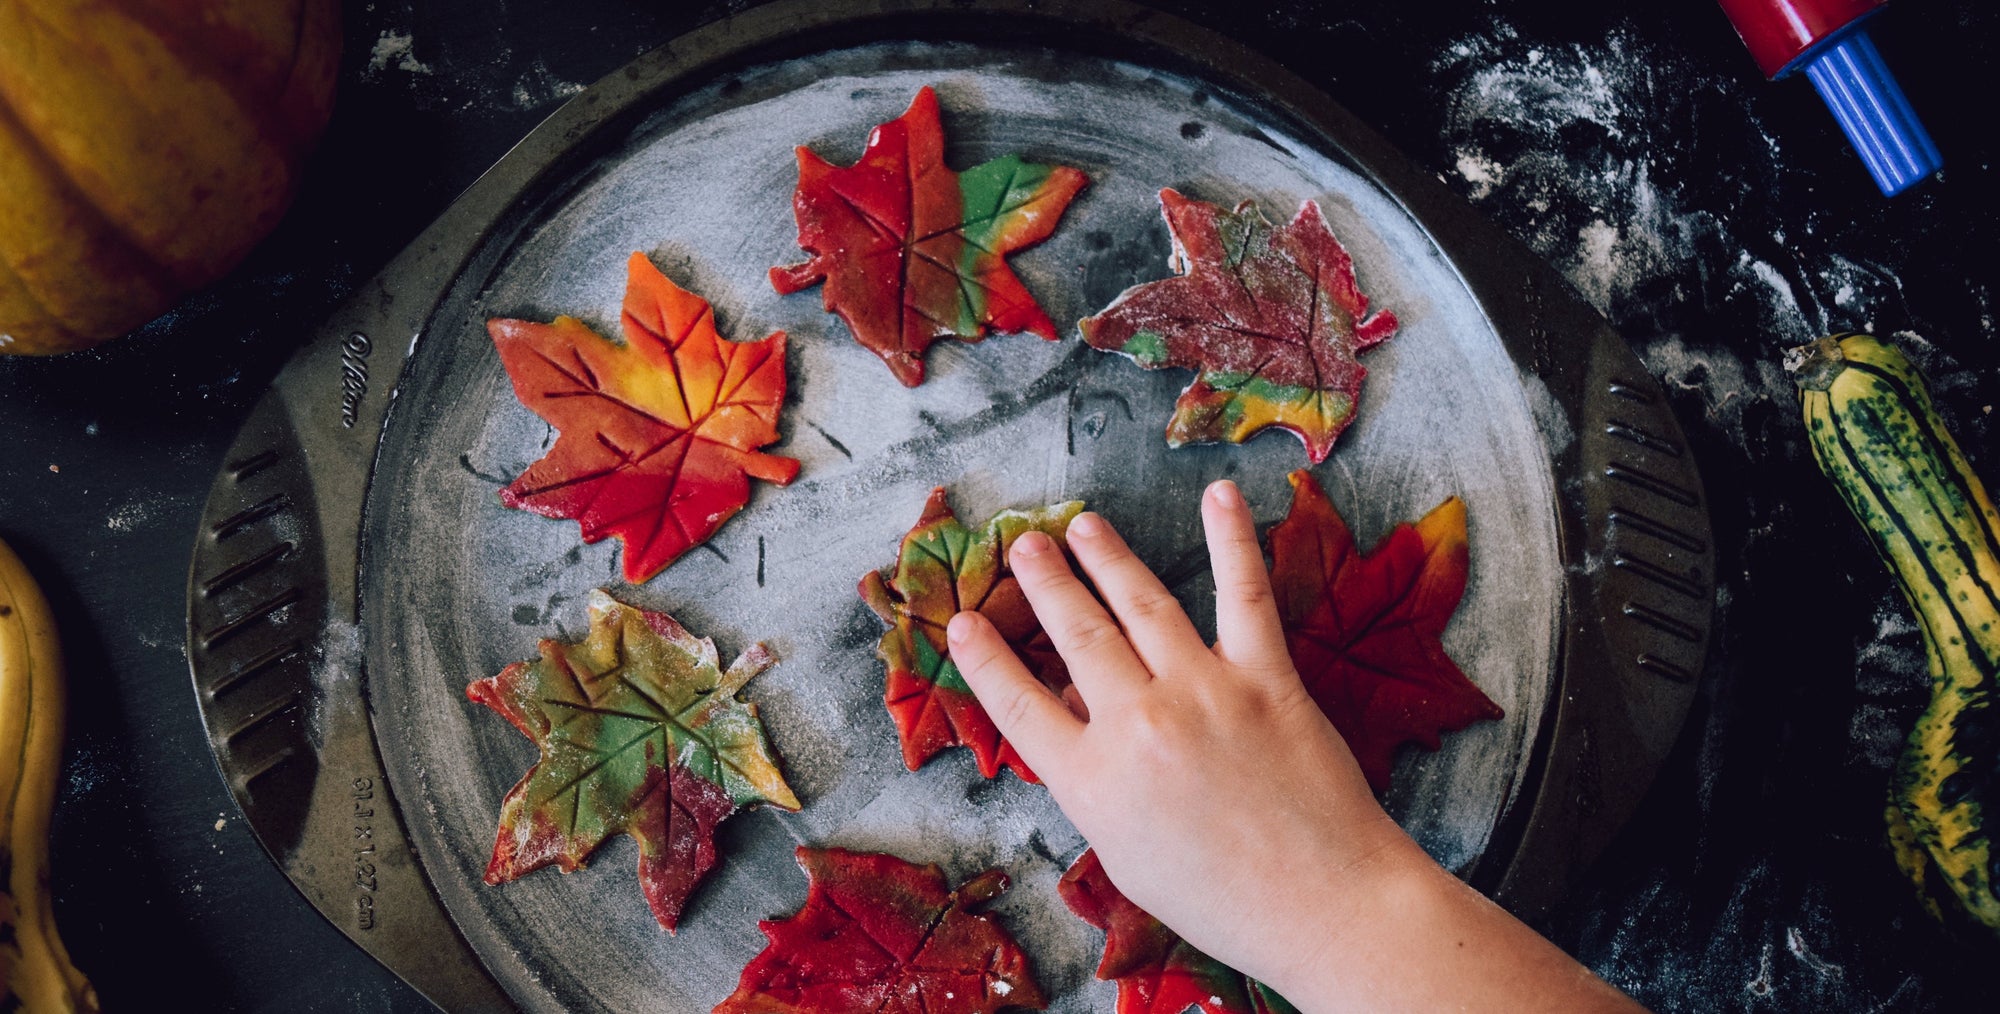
[0,0,341,356]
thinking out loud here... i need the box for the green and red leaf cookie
[467,589,799,932]
[490,252,799,584]
[716,846,1047,1014]
[859,488,1082,781]
[1057,850,1299,1014]
[1080,189,1398,463]
[771,86,1089,386]
[1268,469,1501,791]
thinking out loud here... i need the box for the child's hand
[947,480,1645,1013]
[946,480,1402,991]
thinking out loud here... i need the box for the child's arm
[946,480,1646,1013]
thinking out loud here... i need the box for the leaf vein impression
[911,246,982,328]
[913,159,1027,251]
[543,724,661,821]
[827,186,905,250]
[527,346,684,434]
[539,699,664,724]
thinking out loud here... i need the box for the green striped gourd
[1791,332,2000,934]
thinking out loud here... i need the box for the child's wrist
[1256,821,1435,1004]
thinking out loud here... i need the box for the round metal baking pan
[186,2,1713,1009]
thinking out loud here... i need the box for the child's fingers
[1008,530,1152,701]
[1064,512,1212,675]
[1060,683,1090,721]
[948,610,1082,769]
[1201,480,1294,678]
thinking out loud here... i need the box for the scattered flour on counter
[1431,21,1879,344]
[1635,333,1789,433]
[367,31,433,77]
[1848,703,1908,770]
[104,491,196,540]
[512,59,588,111]
[1454,151,1504,199]
[1739,254,1809,335]
[1432,18,1832,432]
[1853,593,1925,694]
[1785,926,1844,979]
[63,743,107,797]
[1744,940,1775,998]
[1813,253,1906,334]
[1433,26,1712,320]
[1572,218,1624,311]
[105,499,154,534]
[1889,329,1977,398]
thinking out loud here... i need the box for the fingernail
[947,611,981,644]
[1069,512,1106,538]
[1014,531,1054,557]
[1210,480,1244,508]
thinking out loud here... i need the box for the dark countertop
[1,0,1994,1009]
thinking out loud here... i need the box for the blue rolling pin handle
[1798,30,1943,196]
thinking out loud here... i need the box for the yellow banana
[0,536,96,1012]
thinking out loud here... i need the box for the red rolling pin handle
[1718,0,1884,79]
[1715,0,1940,196]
